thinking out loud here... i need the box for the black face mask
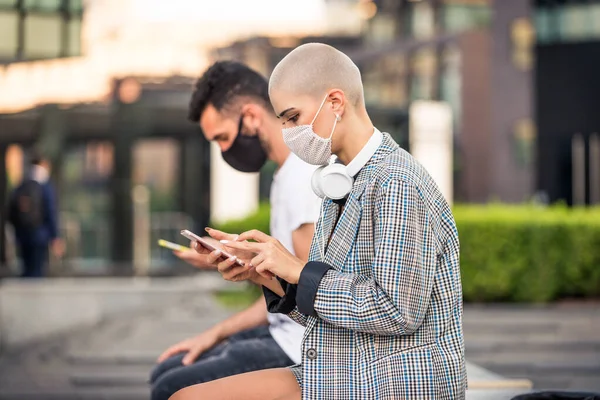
[221,116,268,173]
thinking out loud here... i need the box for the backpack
[512,392,600,400]
[10,179,45,231]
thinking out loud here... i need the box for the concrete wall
[209,142,259,224]
[0,275,234,350]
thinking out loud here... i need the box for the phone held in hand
[157,239,190,252]
[180,229,245,266]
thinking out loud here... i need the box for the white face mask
[282,94,340,166]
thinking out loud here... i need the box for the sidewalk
[1,277,598,399]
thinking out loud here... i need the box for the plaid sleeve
[262,283,309,327]
[311,179,437,335]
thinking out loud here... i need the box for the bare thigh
[168,367,300,400]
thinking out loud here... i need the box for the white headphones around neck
[311,128,383,200]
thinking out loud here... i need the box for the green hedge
[454,205,600,302]
[213,203,600,303]
[212,202,271,235]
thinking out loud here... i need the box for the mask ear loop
[328,114,341,140]
[310,94,330,126]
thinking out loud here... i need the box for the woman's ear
[328,89,346,117]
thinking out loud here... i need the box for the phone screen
[180,230,245,266]
[158,239,189,252]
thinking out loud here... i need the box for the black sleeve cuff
[296,261,333,317]
[262,278,298,314]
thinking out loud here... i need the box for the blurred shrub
[213,203,600,303]
[211,202,271,235]
[454,204,600,302]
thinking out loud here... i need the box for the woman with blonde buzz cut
[171,42,467,400]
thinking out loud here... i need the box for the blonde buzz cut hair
[269,43,365,106]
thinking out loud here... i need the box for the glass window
[535,4,600,44]
[440,45,462,133]
[559,4,590,40]
[67,16,81,56]
[61,142,114,266]
[0,12,18,58]
[0,0,17,8]
[24,14,62,59]
[534,7,554,44]
[443,3,491,33]
[410,47,437,101]
[367,13,397,45]
[24,0,62,12]
[363,54,407,108]
[68,0,83,13]
[592,5,600,39]
[410,1,435,40]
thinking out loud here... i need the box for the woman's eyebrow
[277,108,295,119]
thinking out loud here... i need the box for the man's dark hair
[30,149,46,166]
[188,61,271,123]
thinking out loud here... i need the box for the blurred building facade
[0,0,363,275]
[1,0,600,275]
[0,0,83,63]
[218,0,600,206]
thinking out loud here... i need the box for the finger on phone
[192,241,209,255]
[205,228,237,242]
[206,249,223,264]
[237,229,272,243]
[217,256,237,273]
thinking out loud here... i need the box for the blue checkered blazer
[265,132,466,399]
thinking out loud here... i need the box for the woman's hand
[204,228,263,282]
[220,230,305,284]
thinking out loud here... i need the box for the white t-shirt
[267,153,322,364]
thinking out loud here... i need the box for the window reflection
[440,45,462,133]
[0,12,18,59]
[443,1,491,34]
[409,1,435,40]
[0,0,82,62]
[68,17,81,56]
[410,47,437,101]
[536,3,600,43]
[24,14,62,59]
[364,53,407,108]
[24,0,61,12]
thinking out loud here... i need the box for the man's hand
[173,249,219,270]
[157,327,222,366]
[175,228,241,270]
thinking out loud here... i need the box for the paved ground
[463,303,600,393]
[0,296,598,399]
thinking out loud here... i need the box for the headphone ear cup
[321,164,353,200]
[311,166,327,199]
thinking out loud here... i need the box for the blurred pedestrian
[7,151,64,278]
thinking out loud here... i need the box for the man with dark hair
[148,61,321,400]
[7,151,64,277]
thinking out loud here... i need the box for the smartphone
[157,239,190,252]
[180,229,245,266]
